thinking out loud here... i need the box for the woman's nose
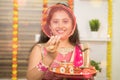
[58,22,64,28]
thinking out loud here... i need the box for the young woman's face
[50,10,73,39]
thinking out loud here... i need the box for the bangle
[36,61,48,72]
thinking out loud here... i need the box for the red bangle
[36,62,48,72]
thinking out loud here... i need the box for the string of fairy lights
[11,0,112,80]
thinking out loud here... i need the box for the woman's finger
[49,36,58,45]
[47,36,54,45]
[54,36,60,47]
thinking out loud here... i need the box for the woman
[26,3,90,80]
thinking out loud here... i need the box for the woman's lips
[56,30,65,34]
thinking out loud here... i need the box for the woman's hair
[37,3,81,46]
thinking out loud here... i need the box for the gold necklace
[57,47,74,55]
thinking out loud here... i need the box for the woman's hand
[45,36,61,59]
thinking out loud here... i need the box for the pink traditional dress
[42,45,84,80]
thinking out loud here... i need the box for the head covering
[41,4,76,38]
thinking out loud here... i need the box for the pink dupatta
[73,45,83,67]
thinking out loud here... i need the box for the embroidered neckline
[57,47,74,55]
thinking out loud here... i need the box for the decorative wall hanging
[12,0,19,80]
[107,0,112,80]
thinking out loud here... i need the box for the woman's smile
[55,27,67,34]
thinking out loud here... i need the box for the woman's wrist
[36,61,48,72]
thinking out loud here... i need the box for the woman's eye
[52,21,58,24]
[63,20,68,23]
